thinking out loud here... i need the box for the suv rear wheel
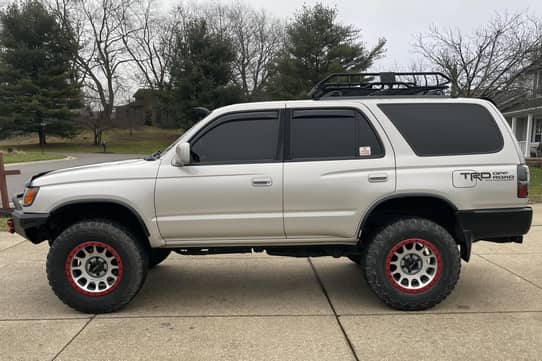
[47,220,148,313]
[364,217,460,310]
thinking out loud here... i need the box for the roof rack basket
[309,72,451,99]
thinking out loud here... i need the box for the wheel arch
[358,193,470,260]
[48,199,151,248]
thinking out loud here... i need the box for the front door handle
[368,173,388,183]
[252,177,273,187]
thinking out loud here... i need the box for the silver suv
[9,73,533,313]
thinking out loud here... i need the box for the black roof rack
[309,72,451,99]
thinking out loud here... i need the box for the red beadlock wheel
[65,241,124,297]
[385,238,443,294]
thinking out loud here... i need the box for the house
[500,67,542,158]
[113,89,175,129]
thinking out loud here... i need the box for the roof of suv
[213,96,495,114]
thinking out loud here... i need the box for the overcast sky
[163,0,542,70]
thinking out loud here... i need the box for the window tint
[378,103,503,156]
[358,113,384,157]
[289,109,383,160]
[191,112,279,164]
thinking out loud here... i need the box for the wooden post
[0,152,21,211]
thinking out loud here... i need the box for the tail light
[517,164,529,198]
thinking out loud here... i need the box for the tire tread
[47,219,148,314]
[364,217,461,311]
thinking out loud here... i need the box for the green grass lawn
[0,216,8,232]
[0,127,182,156]
[530,166,542,203]
[2,151,65,164]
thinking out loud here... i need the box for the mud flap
[460,230,472,262]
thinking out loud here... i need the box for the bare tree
[415,12,542,102]
[227,5,284,99]
[198,2,285,100]
[53,0,136,144]
[119,0,178,90]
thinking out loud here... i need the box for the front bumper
[9,194,49,244]
[457,207,532,242]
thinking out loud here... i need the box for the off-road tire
[47,220,148,314]
[148,249,171,268]
[364,217,460,311]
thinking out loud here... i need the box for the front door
[283,106,396,241]
[155,110,284,242]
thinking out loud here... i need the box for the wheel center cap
[400,253,423,275]
[86,256,108,278]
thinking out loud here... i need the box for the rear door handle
[368,173,388,183]
[252,177,273,187]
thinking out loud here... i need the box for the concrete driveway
[5,153,142,196]
[1,205,542,361]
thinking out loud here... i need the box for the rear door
[283,105,396,241]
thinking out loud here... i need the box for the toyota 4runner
[8,72,533,313]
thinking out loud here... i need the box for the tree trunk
[93,128,102,145]
[38,129,46,146]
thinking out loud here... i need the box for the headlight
[23,187,39,206]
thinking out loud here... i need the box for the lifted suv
[10,73,532,313]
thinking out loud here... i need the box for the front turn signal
[23,187,39,206]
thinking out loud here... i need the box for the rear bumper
[457,207,532,242]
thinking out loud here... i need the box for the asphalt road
[5,153,142,196]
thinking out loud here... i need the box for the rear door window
[289,108,383,160]
[378,103,504,156]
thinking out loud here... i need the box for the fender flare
[50,198,150,236]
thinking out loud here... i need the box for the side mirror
[175,142,191,166]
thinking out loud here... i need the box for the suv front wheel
[47,220,148,313]
[364,217,461,311]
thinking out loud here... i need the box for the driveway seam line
[473,252,542,255]
[93,314,333,319]
[337,310,542,317]
[0,314,343,322]
[308,258,360,361]
[0,241,26,253]
[0,317,91,322]
[51,315,96,361]
[3,309,542,322]
[478,254,542,291]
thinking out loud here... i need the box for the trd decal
[459,171,514,182]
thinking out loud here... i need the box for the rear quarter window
[378,103,504,156]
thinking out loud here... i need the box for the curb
[6,155,76,167]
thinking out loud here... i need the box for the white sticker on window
[359,146,371,156]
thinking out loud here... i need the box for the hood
[31,158,160,187]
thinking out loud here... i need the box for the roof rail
[309,72,451,99]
